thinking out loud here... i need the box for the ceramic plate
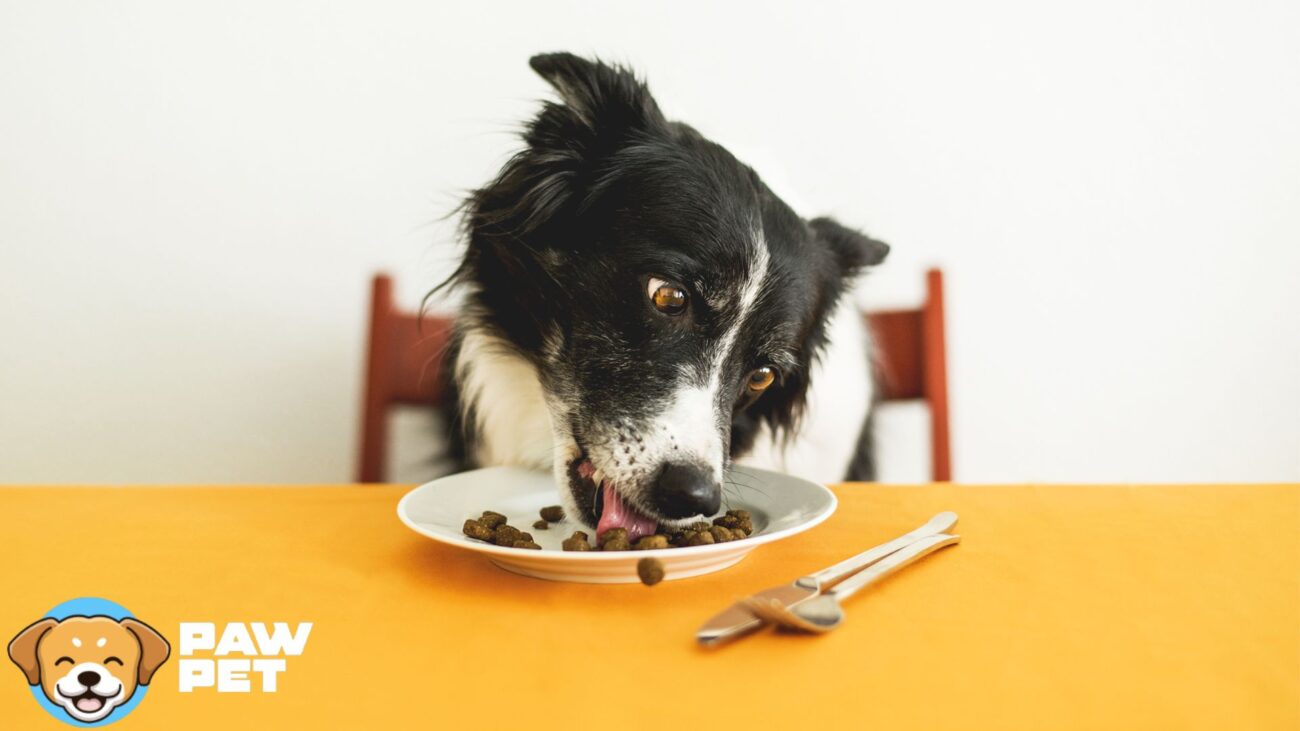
[397,465,836,583]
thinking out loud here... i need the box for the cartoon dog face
[8,615,170,723]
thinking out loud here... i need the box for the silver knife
[695,511,958,647]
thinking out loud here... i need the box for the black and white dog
[440,53,888,539]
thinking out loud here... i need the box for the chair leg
[923,268,952,481]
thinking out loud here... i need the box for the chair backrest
[864,269,951,480]
[356,275,454,483]
[357,269,950,482]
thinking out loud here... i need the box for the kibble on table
[637,557,665,586]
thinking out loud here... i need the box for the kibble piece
[598,527,628,547]
[511,540,542,550]
[519,532,533,542]
[637,557,665,586]
[532,520,549,530]
[685,531,715,546]
[716,513,752,535]
[709,526,735,543]
[689,522,712,532]
[634,535,670,550]
[600,535,632,552]
[539,505,565,523]
[571,530,589,542]
[463,519,494,541]
[479,511,507,529]
[561,533,592,551]
[492,525,523,546]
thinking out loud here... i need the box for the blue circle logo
[7,598,170,727]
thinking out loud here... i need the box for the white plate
[397,465,836,583]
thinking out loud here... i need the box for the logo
[177,622,312,692]
[7,598,170,727]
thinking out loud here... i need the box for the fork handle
[807,511,958,587]
[827,533,961,601]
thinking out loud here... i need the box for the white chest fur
[454,328,556,470]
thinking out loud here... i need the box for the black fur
[439,53,886,519]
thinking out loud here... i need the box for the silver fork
[744,532,960,633]
[696,511,958,646]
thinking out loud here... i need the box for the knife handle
[807,511,958,587]
[827,532,960,601]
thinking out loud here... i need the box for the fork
[696,511,959,646]
[744,532,960,633]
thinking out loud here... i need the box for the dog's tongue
[596,481,657,542]
[76,697,103,713]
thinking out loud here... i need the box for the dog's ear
[528,52,667,140]
[745,217,888,443]
[810,217,890,276]
[464,53,665,237]
[121,618,170,686]
[451,53,669,313]
[8,618,57,685]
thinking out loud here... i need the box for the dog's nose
[78,670,100,687]
[653,462,721,518]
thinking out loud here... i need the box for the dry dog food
[466,509,755,554]
[684,531,715,546]
[461,511,542,548]
[634,535,670,550]
[637,557,665,586]
[462,519,495,541]
[598,527,632,551]
[561,531,592,551]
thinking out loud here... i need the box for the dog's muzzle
[567,454,721,540]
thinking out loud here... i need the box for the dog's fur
[8,615,170,723]
[439,53,888,528]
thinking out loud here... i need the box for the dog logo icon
[8,598,170,727]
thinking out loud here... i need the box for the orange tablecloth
[2,483,1297,729]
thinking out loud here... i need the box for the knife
[695,511,958,647]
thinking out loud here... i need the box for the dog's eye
[647,277,688,316]
[104,656,123,666]
[747,367,777,393]
[55,656,74,666]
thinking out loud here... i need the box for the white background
[2,1,1297,484]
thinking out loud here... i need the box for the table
[2,483,1297,729]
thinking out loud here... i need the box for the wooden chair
[356,275,455,483]
[864,269,952,480]
[356,269,950,482]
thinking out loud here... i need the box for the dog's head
[8,615,170,723]
[453,53,888,534]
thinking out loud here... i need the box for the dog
[441,53,888,539]
[8,615,170,723]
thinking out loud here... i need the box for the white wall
[2,0,1297,484]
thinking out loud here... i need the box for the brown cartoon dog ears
[8,618,57,685]
[7,617,171,687]
[121,618,170,685]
